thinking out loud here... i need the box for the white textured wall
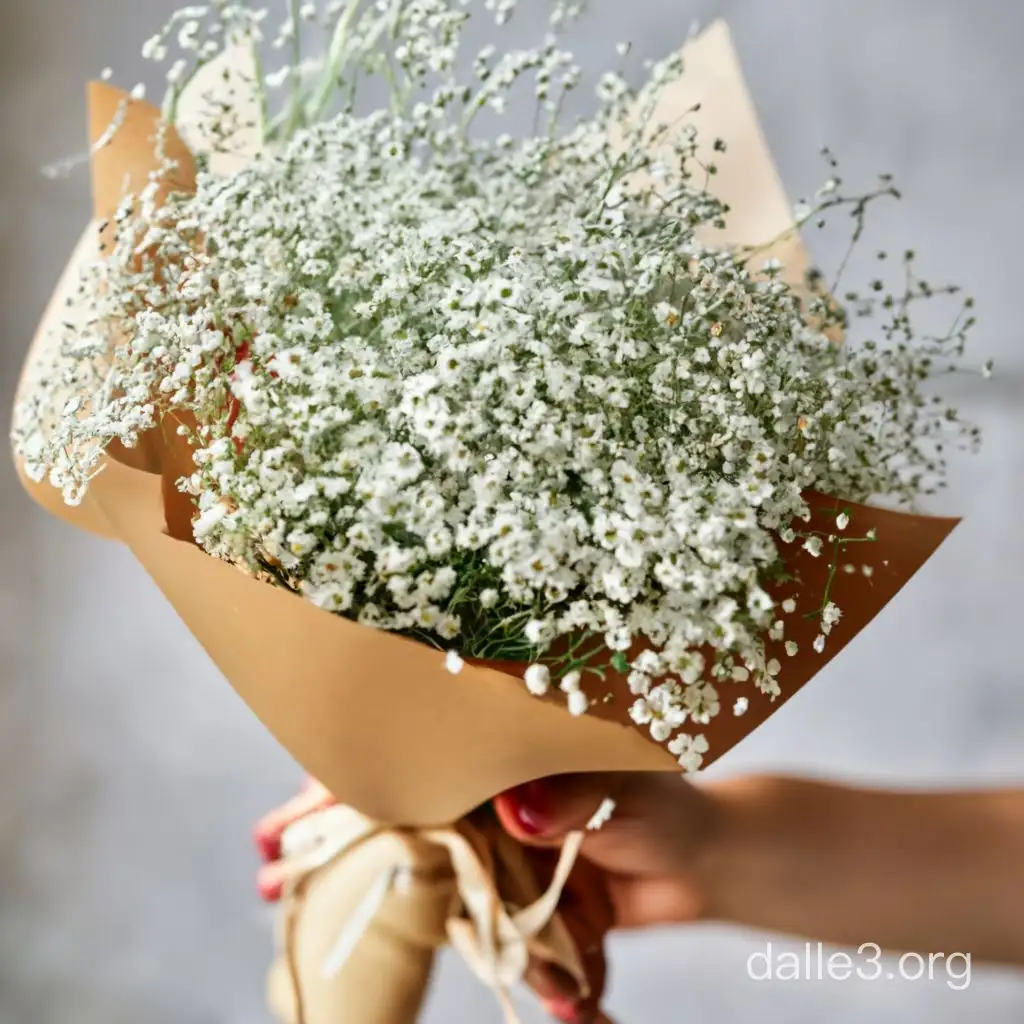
[2,1,1023,1021]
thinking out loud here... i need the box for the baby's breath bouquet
[12,4,979,1022]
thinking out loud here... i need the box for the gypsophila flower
[567,690,589,716]
[631,683,688,742]
[559,670,582,693]
[733,696,749,716]
[11,0,984,770]
[821,602,842,634]
[525,619,552,644]
[668,732,710,772]
[803,536,823,558]
[524,664,551,696]
[586,797,616,830]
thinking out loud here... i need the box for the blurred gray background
[2,0,1023,1021]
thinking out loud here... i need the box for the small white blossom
[803,536,823,558]
[559,670,582,693]
[193,500,229,540]
[586,797,616,830]
[524,664,551,696]
[567,690,589,716]
[631,683,687,741]
[822,602,842,629]
[669,733,710,773]
[445,650,465,675]
[525,618,551,645]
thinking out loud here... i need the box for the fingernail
[253,825,282,863]
[544,996,584,1023]
[257,870,283,903]
[506,781,551,836]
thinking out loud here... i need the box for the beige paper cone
[625,21,807,279]
[172,38,262,178]
[269,831,454,1024]
[267,814,587,1024]
[11,23,959,829]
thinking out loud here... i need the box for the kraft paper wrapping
[11,20,959,1024]
[266,807,588,1024]
[267,828,456,1024]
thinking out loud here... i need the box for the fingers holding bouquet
[254,772,717,1023]
[252,777,619,1022]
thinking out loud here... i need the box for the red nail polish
[506,781,550,836]
[544,996,583,1023]
[257,873,283,903]
[253,826,282,863]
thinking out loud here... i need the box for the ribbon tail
[423,827,501,962]
[512,830,584,939]
[496,985,521,1024]
[320,862,399,980]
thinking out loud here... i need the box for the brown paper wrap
[10,21,958,1024]
[265,806,589,1024]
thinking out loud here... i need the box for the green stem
[250,37,271,145]
[305,0,362,123]
[163,56,212,128]
[285,0,305,137]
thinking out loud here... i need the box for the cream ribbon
[277,804,586,1024]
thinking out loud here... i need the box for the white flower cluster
[13,0,982,772]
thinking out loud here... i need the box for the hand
[493,773,719,1023]
[256,772,1024,1022]
[500,773,1024,999]
[253,776,336,901]
[251,773,716,1023]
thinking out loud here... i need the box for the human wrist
[688,775,820,925]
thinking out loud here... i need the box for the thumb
[493,774,624,848]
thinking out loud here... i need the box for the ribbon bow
[272,804,589,1024]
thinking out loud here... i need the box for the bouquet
[11,3,982,1021]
